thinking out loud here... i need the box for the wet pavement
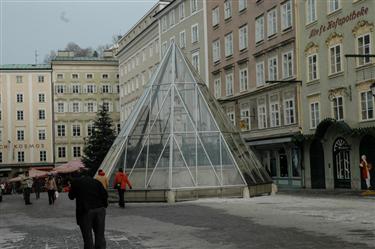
[0,191,374,249]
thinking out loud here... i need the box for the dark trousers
[78,207,106,249]
[117,189,125,207]
[35,189,40,199]
[48,190,55,205]
[23,188,31,204]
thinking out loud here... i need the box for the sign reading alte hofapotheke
[309,6,369,39]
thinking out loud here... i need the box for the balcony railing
[356,64,375,83]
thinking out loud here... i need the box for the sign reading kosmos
[0,144,46,150]
[309,6,369,39]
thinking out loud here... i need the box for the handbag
[115,183,121,189]
[55,191,59,199]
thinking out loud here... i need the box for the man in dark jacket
[68,172,108,249]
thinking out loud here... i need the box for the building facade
[298,0,375,190]
[51,52,120,164]
[0,65,54,177]
[207,0,302,188]
[155,0,209,83]
[117,1,169,124]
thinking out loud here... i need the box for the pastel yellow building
[0,64,54,177]
[52,51,120,164]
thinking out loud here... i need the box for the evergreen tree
[82,106,116,176]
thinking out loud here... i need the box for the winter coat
[113,172,132,190]
[20,175,33,189]
[95,173,109,190]
[45,177,57,191]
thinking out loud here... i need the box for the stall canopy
[8,168,51,182]
[99,43,272,190]
[54,160,85,174]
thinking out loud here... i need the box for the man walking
[20,171,33,205]
[69,171,108,249]
[113,168,132,208]
[33,177,42,200]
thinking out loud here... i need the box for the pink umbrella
[29,168,50,178]
[54,160,86,174]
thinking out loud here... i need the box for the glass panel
[147,134,170,186]
[155,48,174,85]
[173,87,195,132]
[196,139,220,186]
[126,135,147,171]
[198,86,234,132]
[149,89,172,135]
[175,48,195,83]
[221,138,244,186]
[200,132,221,182]
[172,138,195,188]
[129,138,148,189]
[197,91,218,132]
[176,84,197,126]
[147,136,170,189]
[130,105,151,135]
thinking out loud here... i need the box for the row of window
[14,109,46,121]
[56,123,120,137]
[14,75,45,83]
[55,101,117,113]
[226,97,296,131]
[0,150,48,163]
[122,68,156,97]
[12,93,46,103]
[161,23,199,55]
[307,33,371,82]
[306,0,345,25]
[55,84,120,94]
[255,0,293,44]
[57,146,81,159]
[122,39,159,76]
[161,0,199,33]
[56,73,118,81]
[0,129,47,142]
[213,50,294,98]
[308,91,375,129]
[212,0,248,27]
[212,25,248,61]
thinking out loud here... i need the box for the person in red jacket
[113,168,132,208]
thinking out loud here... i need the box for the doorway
[359,135,375,189]
[310,139,325,188]
[333,138,351,188]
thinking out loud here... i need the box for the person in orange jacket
[113,168,132,208]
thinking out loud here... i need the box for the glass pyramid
[100,43,272,190]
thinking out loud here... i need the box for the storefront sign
[309,7,369,39]
[0,143,45,150]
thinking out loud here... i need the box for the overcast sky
[0,0,158,64]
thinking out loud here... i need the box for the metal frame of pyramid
[100,43,272,196]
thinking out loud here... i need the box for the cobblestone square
[0,191,374,249]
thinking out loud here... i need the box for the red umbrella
[54,160,86,174]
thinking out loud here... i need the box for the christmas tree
[82,106,116,176]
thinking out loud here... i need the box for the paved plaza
[0,191,374,249]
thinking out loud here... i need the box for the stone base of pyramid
[108,184,272,203]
